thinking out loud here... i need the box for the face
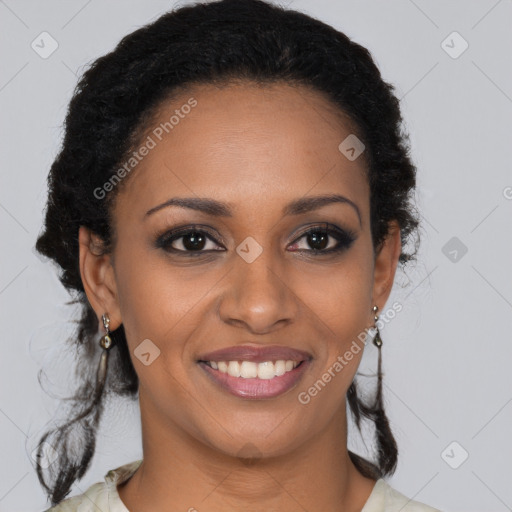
[79,81,400,460]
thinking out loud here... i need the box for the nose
[217,247,298,334]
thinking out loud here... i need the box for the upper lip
[197,344,313,363]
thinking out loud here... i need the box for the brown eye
[175,231,208,251]
[304,230,331,251]
[156,226,224,254]
[288,224,356,254]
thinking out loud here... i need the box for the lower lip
[198,360,311,399]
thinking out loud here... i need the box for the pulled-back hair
[35,0,420,506]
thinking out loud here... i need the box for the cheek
[112,251,200,407]
[297,247,373,327]
[112,243,224,367]
[113,235,196,330]
[295,246,373,386]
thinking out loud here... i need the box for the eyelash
[155,223,356,257]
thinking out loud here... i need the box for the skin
[79,81,401,512]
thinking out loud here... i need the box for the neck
[117,392,377,512]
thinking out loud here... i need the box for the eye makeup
[154,222,357,258]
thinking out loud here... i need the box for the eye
[155,225,225,254]
[155,222,356,256]
[288,223,356,255]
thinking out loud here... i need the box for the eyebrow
[145,193,362,226]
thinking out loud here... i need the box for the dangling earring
[372,305,383,348]
[346,305,398,475]
[368,305,399,474]
[96,313,115,394]
[372,305,384,406]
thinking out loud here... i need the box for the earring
[372,304,384,406]
[368,305,398,474]
[372,305,383,348]
[96,313,115,393]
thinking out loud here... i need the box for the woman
[35,0,441,510]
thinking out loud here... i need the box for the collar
[104,459,143,511]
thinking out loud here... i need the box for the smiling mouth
[197,358,310,399]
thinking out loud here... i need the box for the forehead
[115,81,369,222]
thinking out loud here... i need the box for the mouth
[196,344,312,399]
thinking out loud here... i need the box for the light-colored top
[44,459,442,511]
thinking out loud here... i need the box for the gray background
[1,1,511,511]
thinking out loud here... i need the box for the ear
[371,220,401,314]
[78,226,122,330]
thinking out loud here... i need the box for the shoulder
[41,459,142,512]
[42,482,109,512]
[363,479,443,512]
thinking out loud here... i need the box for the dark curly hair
[34,0,420,506]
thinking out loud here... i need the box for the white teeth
[275,360,286,376]
[208,359,302,379]
[227,361,241,377]
[257,361,275,380]
[240,361,258,378]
